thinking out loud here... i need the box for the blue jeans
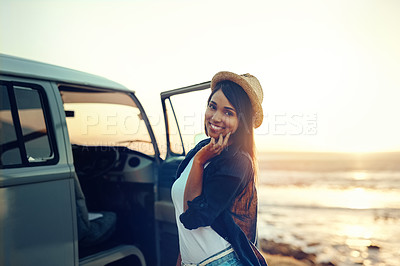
[204,251,243,266]
[182,247,243,266]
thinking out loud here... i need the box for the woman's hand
[194,132,231,166]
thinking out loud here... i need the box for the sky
[1,0,399,153]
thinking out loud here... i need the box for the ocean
[256,152,400,266]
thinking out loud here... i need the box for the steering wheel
[73,146,120,178]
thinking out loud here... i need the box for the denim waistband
[182,246,235,266]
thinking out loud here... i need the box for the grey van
[0,54,211,266]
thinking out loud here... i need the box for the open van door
[155,81,211,266]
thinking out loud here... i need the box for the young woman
[172,71,267,266]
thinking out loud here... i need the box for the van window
[167,89,210,154]
[60,88,155,156]
[0,82,56,168]
[165,98,184,155]
[0,84,21,165]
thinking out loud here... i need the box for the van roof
[0,54,131,92]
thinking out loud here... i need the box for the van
[0,54,212,266]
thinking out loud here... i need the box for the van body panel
[0,68,77,265]
[48,81,76,169]
[0,164,71,187]
[0,178,76,266]
[0,54,129,92]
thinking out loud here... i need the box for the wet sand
[260,239,336,266]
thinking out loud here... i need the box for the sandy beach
[260,239,335,266]
[263,253,309,266]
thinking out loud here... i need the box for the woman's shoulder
[234,149,253,165]
[212,147,253,176]
[221,145,252,165]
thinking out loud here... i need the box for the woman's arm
[183,154,205,211]
[183,133,230,211]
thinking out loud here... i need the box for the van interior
[59,85,157,265]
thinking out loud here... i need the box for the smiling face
[205,89,239,140]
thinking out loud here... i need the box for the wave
[259,202,400,213]
[258,151,400,172]
[258,185,400,210]
[258,169,400,190]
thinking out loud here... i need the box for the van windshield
[60,88,154,156]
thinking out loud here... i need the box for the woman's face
[205,89,239,139]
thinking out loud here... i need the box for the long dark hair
[209,81,258,234]
[207,80,256,164]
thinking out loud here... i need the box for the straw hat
[211,71,264,128]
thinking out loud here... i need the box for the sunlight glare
[339,187,373,210]
[353,171,368,181]
[345,238,372,248]
[341,225,372,239]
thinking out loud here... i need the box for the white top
[171,157,230,264]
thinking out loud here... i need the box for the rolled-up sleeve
[179,153,252,229]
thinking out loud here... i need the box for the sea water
[257,152,400,266]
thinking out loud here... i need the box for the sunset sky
[1,0,399,153]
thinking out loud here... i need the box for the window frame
[58,84,161,159]
[0,80,59,168]
[160,81,210,158]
